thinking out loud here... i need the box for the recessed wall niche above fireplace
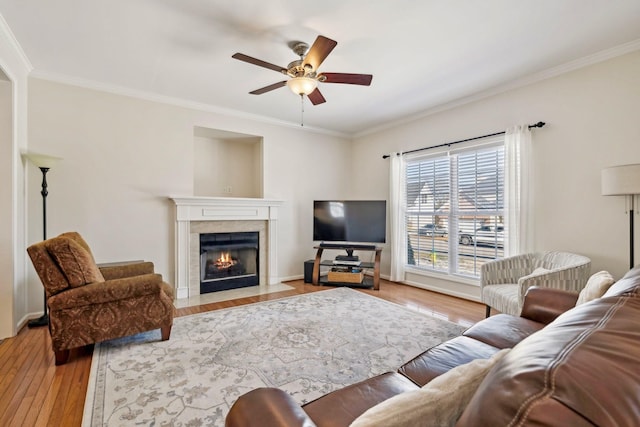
[200,231,259,293]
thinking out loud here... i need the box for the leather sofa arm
[225,388,317,427]
[48,273,167,310]
[98,261,154,280]
[520,286,579,325]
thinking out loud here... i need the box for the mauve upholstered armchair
[480,251,591,317]
[27,232,175,365]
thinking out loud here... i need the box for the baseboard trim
[401,279,481,302]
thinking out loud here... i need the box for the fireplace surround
[171,197,284,299]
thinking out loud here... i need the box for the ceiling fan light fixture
[286,77,318,96]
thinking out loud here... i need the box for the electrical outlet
[224,186,232,194]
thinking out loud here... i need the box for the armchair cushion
[45,236,104,288]
[482,284,520,316]
[47,273,167,310]
[59,231,97,261]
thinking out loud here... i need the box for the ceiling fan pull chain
[300,94,305,127]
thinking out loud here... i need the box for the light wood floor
[0,279,484,426]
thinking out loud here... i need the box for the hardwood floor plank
[32,353,74,427]
[4,333,50,426]
[0,327,47,423]
[43,358,77,427]
[17,357,57,427]
[62,347,92,427]
[0,279,483,426]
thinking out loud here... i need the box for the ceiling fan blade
[249,81,287,95]
[304,36,337,71]
[308,88,326,105]
[320,73,373,86]
[232,53,287,73]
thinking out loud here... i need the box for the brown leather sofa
[226,266,640,426]
[27,232,175,365]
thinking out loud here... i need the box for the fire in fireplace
[199,231,259,293]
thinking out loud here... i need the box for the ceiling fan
[232,35,373,105]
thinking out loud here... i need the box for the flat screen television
[313,200,387,244]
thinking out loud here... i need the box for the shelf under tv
[312,244,382,290]
[318,274,375,289]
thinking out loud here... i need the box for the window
[406,141,505,278]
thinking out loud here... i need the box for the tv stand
[312,244,382,290]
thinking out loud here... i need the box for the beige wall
[24,77,352,320]
[351,51,640,299]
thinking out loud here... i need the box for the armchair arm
[225,388,317,427]
[98,261,154,280]
[48,273,167,311]
[520,286,579,324]
[481,254,533,286]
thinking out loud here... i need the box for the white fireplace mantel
[170,196,284,299]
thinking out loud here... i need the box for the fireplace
[200,232,259,293]
[171,197,283,299]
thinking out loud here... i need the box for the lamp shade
[286,77,318,96]
[22,151,62,169]
[601,164,640,196]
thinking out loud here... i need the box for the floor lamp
[602,164,640,270]
[23,152,62,328]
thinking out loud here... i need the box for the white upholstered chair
[480,251,591,317]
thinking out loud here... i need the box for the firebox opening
[200,231,259,293]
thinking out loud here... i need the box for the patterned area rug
[83,288,465,426]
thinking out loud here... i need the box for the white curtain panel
[389,152,407,282]
[504,125,533,256]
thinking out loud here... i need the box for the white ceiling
[1,0,640,136]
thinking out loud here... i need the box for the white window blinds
[406,142,505,277]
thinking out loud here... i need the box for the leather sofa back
[457,267,640,426]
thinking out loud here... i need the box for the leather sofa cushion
[463,313,544,349]
[398,336,499,387]
[45,236,105,287]
[457,294,640,426]
[302,372,418,427]
[351,349,510,427]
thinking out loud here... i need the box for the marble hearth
[171,197,284,299]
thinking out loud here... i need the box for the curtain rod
[382,121,545,159]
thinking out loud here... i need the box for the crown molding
[354,38,640,139]
[27,70,350,139]
[0,13,33,74]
